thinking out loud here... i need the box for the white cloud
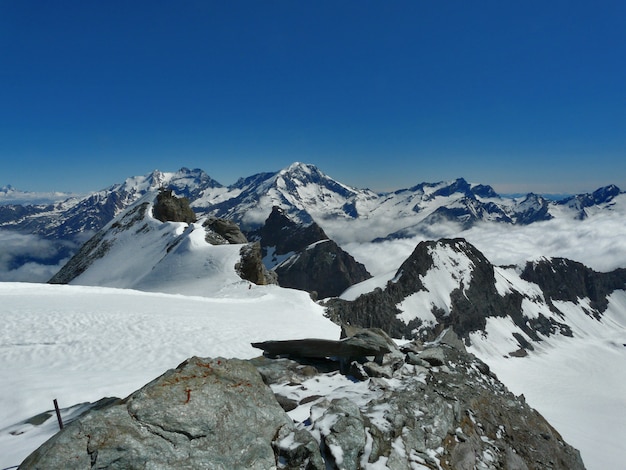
[0,231,75,282]
[341,210,626,276]
[461,213,626,272]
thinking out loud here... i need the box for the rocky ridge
[49,191,275,288]
[325,238,626,355]
[253,206,372,298]
[19,329,585,470]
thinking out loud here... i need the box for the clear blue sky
[1,1,624,194]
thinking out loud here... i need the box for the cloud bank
[344,212,626,277]
[0,231,75,282]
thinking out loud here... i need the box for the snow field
[469,291,626,470]
[0,282,340,468]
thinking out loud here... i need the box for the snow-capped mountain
[4,164,623,243]
[2,162,625,282]
[49,190,273,296]
[0,185,79,205]
[1,167,223,238]
[329,238,626,357]
[193,162,378,231]
[3,165,626,468]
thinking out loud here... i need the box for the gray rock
[152,189,196,223]
[251,333,392,361]
[19,357,309,470]
[438,327,467,351]
[341,326,401,364]
[274,425,324,470]
[20,332,586,470]
[405,351,431,368]
[203,216,248,245]
[250,356,319,386]
[312,398,366,470]
[236,242,278,285]
[363,361,393,379]
[418,346,446,366]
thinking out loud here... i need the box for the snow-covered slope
[469,291,626,470]
[330,238,626,469]
[0,282,340,468]
[49,191,261,297]
[1,281,624,469]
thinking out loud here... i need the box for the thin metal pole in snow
[53,398,63,430]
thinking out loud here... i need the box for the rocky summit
[254,206,372,298]
[19,329,584,470]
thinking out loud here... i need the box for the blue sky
[1,1,624,194]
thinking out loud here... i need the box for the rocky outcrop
[325,238,519,339]
[236,242,278,286]
[19,357,317,470]
[521,257,626,313]
[203,216,248,245]
[324,238,622,350]
[254,207,371,298]
[152,189,197,223]
[275,239,372,299]
[20,330,585,469]
[256,206,329,256]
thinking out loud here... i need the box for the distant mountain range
[43,170,626,359]
[0,162,624,280]
[2,162,623,238]
[0,184,80,206]
[3,164,626,468]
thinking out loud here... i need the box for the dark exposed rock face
[152,189,197,223]
[275,239,372,299]
[255,206,371,298]
[325,238,519,339]
[255,206,329,256]
[20,331,585,469]
[236,242,278,286]
[325,238,625,350]
[252,328,393,362]
[521,257,626,313]
[203,216,248,245]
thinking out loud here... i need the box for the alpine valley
[1,163,625,469]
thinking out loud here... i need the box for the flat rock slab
[252,335,391,360]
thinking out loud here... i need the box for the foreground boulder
[19,357,319,469]
[20,331,585,469]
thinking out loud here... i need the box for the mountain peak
[282,161,317,173]
[277,162,325,183]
